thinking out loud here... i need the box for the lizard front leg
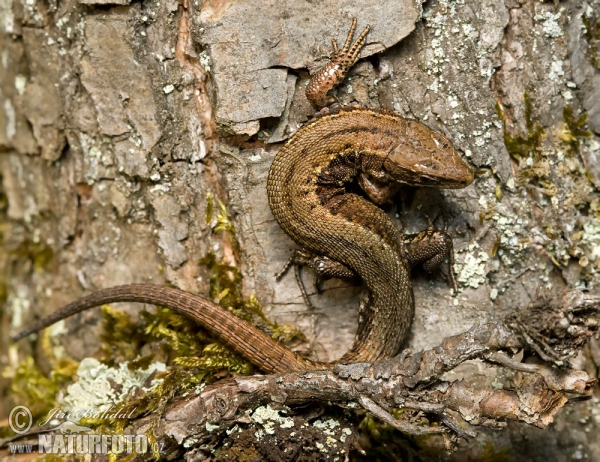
[402,220,458,292]
[358,176,458,291]
[358,172,401,205]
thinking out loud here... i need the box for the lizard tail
[12,284,319,374]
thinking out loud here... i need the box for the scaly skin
[267,106,472,363]
[12,284,313,373]
[13,20,473,374]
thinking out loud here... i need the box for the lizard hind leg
[276,250,360,309]
[403,224,458,293]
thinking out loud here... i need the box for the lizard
[12,19,473,374]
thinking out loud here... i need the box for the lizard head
[383,120,474,189]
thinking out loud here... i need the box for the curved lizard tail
[12,284,320,374]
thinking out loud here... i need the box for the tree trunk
[1,0,600,460]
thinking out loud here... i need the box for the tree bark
[1,0,600,460]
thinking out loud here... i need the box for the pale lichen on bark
[1,0,600,460]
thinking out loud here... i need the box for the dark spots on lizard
[321,126,372,139]
[285,163,296,184]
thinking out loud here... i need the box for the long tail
[12,284,318,374]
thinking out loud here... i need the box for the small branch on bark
[3,289,598,458]
[144,289,598,456]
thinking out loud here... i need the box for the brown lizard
[13,20,473,374]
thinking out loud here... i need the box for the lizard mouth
[383,156,474,189]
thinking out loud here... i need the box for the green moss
[206,192,215,225]
[559,106,592,154]
[355,413,435,461]
[4,353,78,420]
[214,200,235,234]
[497,93,544,162]
[99,305,152,366]
[477,443,512,462]
[91,201,305,440]
[10,240,54,272]
[199,251,305,343]
[497,94,560,195]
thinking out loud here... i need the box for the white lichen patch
[248,152,262,162]
[534,9,564,38]
[312,418,340,436]
[251,405,294,435]
[326,436,338,447]
[548,60,564,81]
[581,218,600,266]
[47,320,68,359]
[339,427,352,442]
[226,424,240,435]
[456,244,490,288]
[184,436,199,448]
[280,418,295,429]
[205,422,219,432]
[14,75,26,95]
[198,50,212,72]
[61,358,166,412]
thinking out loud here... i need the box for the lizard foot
[276,250,360,309]
[403,220,459,293]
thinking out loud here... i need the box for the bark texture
[1,0,600,460]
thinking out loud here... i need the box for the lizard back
[267,107,416,363]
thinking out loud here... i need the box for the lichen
[534,9,564,39]
[61,358,166,412]
[492,95,599,288]
[251,405,295,435]
[456,243,490,289]
[312,418,341,436]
